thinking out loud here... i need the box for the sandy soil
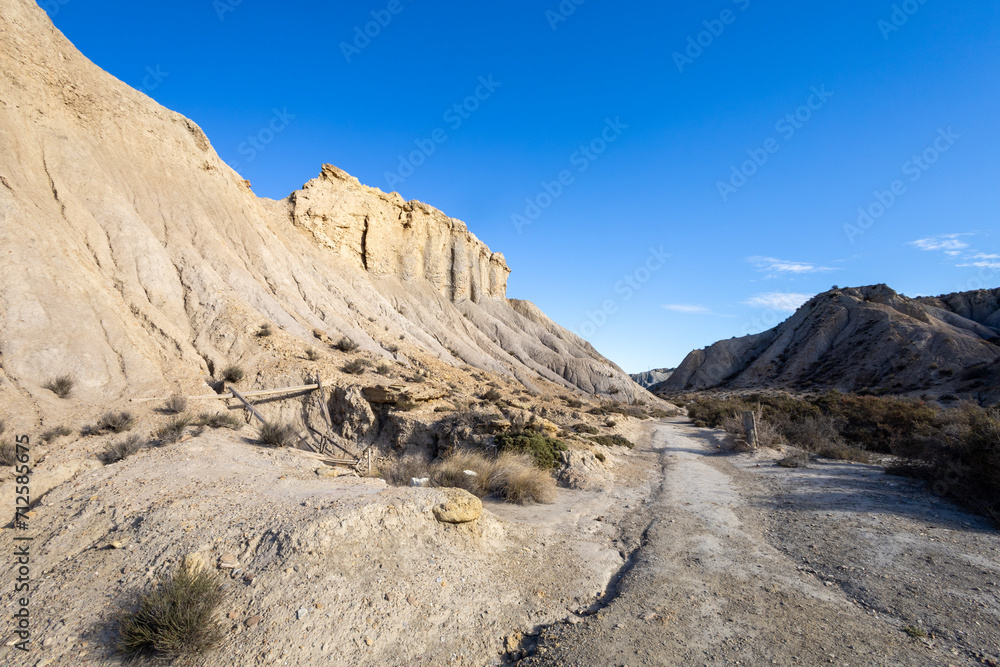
[521,420,1000,667]
[3,419,997,666]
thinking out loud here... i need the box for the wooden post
[316,377,334,432]
[229,387,268,426]
[742,411,758,448]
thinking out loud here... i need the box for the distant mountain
[630,368,674,389]
[657,284,1000,404]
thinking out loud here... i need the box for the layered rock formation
[0,0,649,428]
[630,368,674,389]
[660,284,1000,404]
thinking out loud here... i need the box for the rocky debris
[328,386,377,443]
[661,284,1000,402]
[245,615,262,628]
[431,488,483,524]
[557,449,610,491]
[218,553,239,570]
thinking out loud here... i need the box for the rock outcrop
[659,284,1000,404]
[630,368,674,389]
[0,0,653,430]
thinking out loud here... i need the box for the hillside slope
[659,284,1000,403]
[0,0,648,432]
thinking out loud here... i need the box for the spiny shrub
[257,323,272,337]
[97,411,136,434]
[220,366,244,383]
[100,435,146,464]
[44,375,74,398]
[257,422,297,448]
[305,348,321,361]
[375,361,394,376]
[115,564,224,659]
[494,432,568,469]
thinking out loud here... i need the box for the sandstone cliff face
[0,0,649,427]
[288,165,509,303]
[661,285,1000,404]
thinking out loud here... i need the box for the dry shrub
[100,434,146,464]
[0,440,15,466]
[257,422,297,448]
[489,452,556,504]
[196,412,243,430]
[115,565,224,659]
[777,448,810,468]
[163,394,188,414]
[431,450,494,496]
[97,411,136,434]
[219,366,244,383]
[156,416,191,444]
[342,358,371,375]
[44,375,75,398]
[333,336,359,352]
[41,426,73,443]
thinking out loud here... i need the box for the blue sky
[48,0,1000,372]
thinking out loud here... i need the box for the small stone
[228,611,239,620]
[364,636,373,646]
[296,607,308,620]
[108,541,124,549]
[566,615,583,625]
[245,614,261,628]
[639,611,657,621]
[218,553,239,569]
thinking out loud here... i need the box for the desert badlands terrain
[0,0,998,665]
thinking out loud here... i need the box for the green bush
[494,432,568,469]
[590,434,635,449]
[115,565,224,659]
[573,423,599,435]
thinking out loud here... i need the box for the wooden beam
[316,377,334,432]
[229,387,268,426]
[132,384,319,402]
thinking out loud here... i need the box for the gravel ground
[520,419,1000,667]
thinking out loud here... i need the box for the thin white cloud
[910,236,970,252]
[662,304,711,314]
[959,261,1000,269]
[744,292,813,312]
[748,256,835,275]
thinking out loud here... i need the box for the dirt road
[521,420,1000,666]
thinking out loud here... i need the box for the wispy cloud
[909,235,970,252]
[748,256,836,276]
[662,304,711,314]
[744,292,813,312]
[958,260,1000,269]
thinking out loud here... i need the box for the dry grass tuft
[97,411,136,434]
[196,412,243,430]
[44,375,75,398]
[488,452,557,504]
[257,422,297,448]
[100,434,146,464]
[115,564,224,659]
[163,394,188,414]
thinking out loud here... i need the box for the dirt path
[521,419,1000,666]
